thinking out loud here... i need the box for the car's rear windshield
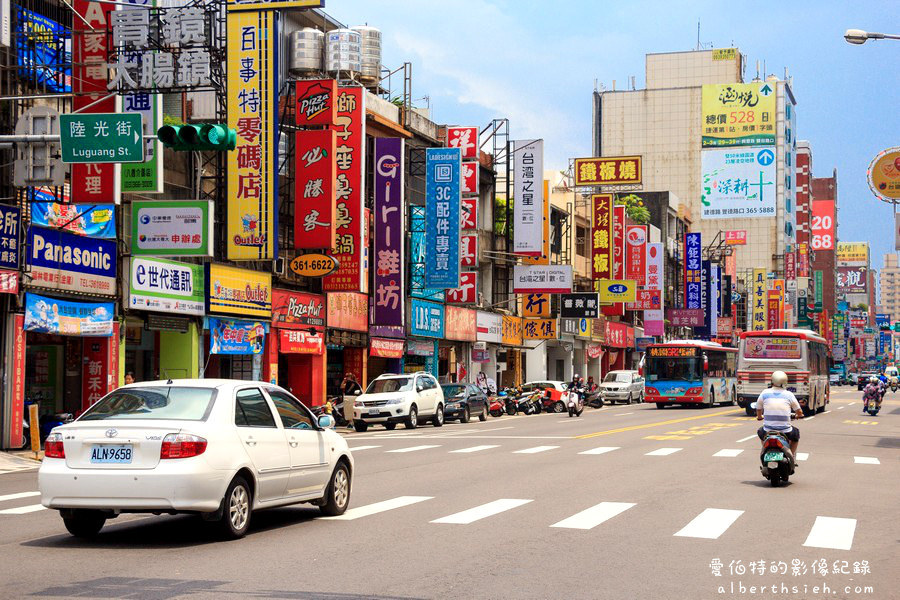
[79,387,216,421]
[442,384,466,397]
[366,377,413,394]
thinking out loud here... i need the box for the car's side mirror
[318,414,335,429]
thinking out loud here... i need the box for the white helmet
[770,371,788,388]
[870,376,878,383]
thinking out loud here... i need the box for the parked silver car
[599,370,644,404]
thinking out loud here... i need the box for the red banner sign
[785,252,796,283]
[797,243,810,278]
[72,0,117,204]
[591,194,613,281]
[324,86,365,292]
[461,161,479,195]
[370,337,404,358]
[725,230,747,245]
[7,314,25,448]
[326,292,368,332]
[0,270,18,294]
[279,329,324,355]
[295,79,337,127]
[811,200,835,250]
[82,338,108,413]
[767,292,781,330]
[625,289,661,311]
[666,308,705,327]
[272,289,326,330]
[605,321,629,348]
[717,317,734,336]
[444,305,477,341]
[446,272,477,304]
[625,225,647,286]
[461,234,478,267]
[446,126,479,159]
[295,129,337,249]
[461,198,477,230]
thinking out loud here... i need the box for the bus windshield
[645,357,702,382]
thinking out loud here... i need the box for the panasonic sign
[27,227,117,296]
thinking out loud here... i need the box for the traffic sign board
[60,113,144,164]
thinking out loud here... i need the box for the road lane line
[674,508,744,539]
[848,402,856,406]
[645,447,683,456]
[386,445,442,453]
[803,516,856,550]
[854,456,880,464]
[431,499,532,524]
[614,412,634,417]
[575,409,742,439]
[736,435,757,443]
[513,445,559,454]
[348,445,381,452]
[805,416,816,421]
[713,449,744,458]
[319,496,433,521]
[0,504,46,515]
[450,445,500,453]
[796,453,809,461]
[578,446,620,455]
[551,502,635,530]
[0,491,39,503]
[837,406,845,410]
[822,410,831,414]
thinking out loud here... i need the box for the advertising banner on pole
[685,232,702,309]
[797,242,810,277]
[72,0,119,204]
[752,268,767,330]
[323,86,366,291]
[625,224,647,286]
[811,199,835,250]
[701,148,776,219]
[446,126,478,159]
[701,82,776,147]
[591,194,613,281]
[372,138,405,332]
[574,156,642,186]
[512,139,543,255]
[424,147,461,289]
[446,272,477,304]
[294,128,337,249]
[644,242,665,336]
[226,9,277,260]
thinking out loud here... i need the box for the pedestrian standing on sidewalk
[342,373,361,428]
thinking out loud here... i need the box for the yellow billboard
[523,318,557,340]
[208,264,272,319]
[502,316,523,346]
[701,82,776,147]
[597,280,636,303]
[836,242,868,265]
[751,268,767,331]
[226,11,276,260]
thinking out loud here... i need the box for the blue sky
[327,0,899,273]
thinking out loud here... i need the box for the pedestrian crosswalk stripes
[449,445,500,453]
[713,449,744,457]
[550,502,635,530]
[796,452,809,461]
[803,516,857,550]
[385,445,442,453]
[578,446,620,455]
[853,456,880,464]
[0,504,45,515]
[0,491,39,503]
[512,445,559,454]
[674,508,744,540]
[348,445,381,452]
[318,496,433,521]
[645,447,683,456]
[431,499,532,524]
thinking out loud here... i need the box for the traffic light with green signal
[157,124,236,151]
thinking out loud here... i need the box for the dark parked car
[440,383,489,423]
[857,373,879,391]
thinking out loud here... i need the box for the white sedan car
[39,379,354,539]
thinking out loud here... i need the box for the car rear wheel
[353,421,368,432]
[62,510,106,539]
[479,404,488,421]
[319,462,351,517]
[219,476,252,539]
[460,406,470,424]
[432,404,444,427]
[405,405,418,429]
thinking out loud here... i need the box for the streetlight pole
[844,29,900,45]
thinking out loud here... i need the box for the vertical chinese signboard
[767,291,780,332]
[294,79,336,127]
[513,139,543,255]
[446,126,478,159]
[811,199,835,251]
[294,128,336,249]
[752,268,767,331]
[685,232,702,309]
[591,194,613,283]
[226,9,277,260]
[814,270,824,311]
[72,0,119,204]
[625,224,647,286]
[372,138,405,333]
[644,242,664,336]
[797,243,810,278]
[323,86,366,292]
[424,147,461,289]
[82,338,108,413]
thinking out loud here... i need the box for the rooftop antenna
[696,20,700,50]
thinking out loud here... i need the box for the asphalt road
[0,387,896,600]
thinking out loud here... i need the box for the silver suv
[599,370,644,404]
[352,373,445,432]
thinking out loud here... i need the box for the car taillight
[645,387,659,396]
[44,432,65,459]
[686,387,702,395]
[160,433,207,459]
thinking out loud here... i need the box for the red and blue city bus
[643,340,738,409]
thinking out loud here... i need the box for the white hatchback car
[39,379,354,539]
[352,373,445,431]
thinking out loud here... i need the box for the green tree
[616,194,651,225]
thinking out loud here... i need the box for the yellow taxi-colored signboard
[524,318,557,340]
[208,263,272,319]
[597,279,636,303]
[701,82,776,147]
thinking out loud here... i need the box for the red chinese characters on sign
[446,272,477,304]
[785,252,796,282]
[446,126,478,159]
[0,270,19,294]
[461,234,478,267]
[717,317,734,336]
[591,194,613,280]
[279,329,324,355]
[324,86,365,292]
[370,337,404,358]
[725,230,747,245]
[605,321,628,348]
[461,198,477,230]
[72,0,117,204]
[461,161,479,195]
[797,243,810,278]
[295,79,337,127]
[811,200,835,250]
[295,129,337,249]
[7,314,25,447]
[767,292,780,330]
[625,225,647,286]
[625,289,661,311]
[613,205,625,280]
[444,305,477,341]
[326,292,368,332]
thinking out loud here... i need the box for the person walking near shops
[342,373,362,429]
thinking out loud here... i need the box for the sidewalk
[0,451,42,471]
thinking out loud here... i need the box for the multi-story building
[879,254,900,320]
[593,48,798,284]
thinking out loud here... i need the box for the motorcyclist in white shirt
[755,371,804,456]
